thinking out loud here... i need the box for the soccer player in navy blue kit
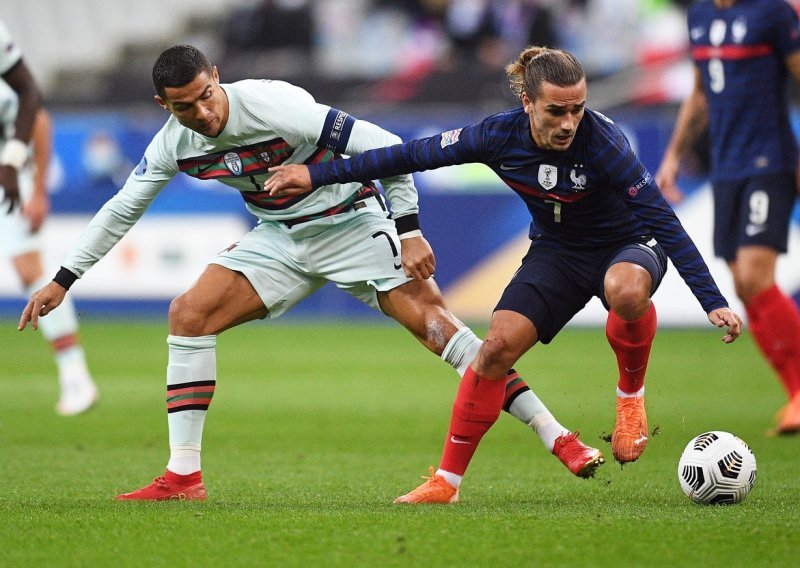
[657,0,800,434]
[266,46,742,503]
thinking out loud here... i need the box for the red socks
[745,285,800,397]
[439,366,506,476]
[606,304,657,395]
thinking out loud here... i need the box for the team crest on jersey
[709,19,726,46]
[134,156,147,176]
[440,128,462,148]
[569,168,587,190]
[538,164,557,191]
[224,152,243,175]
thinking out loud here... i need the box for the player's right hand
[18,281,67,331]
[0,164,21,213]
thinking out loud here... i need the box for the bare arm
[23,108,52,232]
[655,66,708,204]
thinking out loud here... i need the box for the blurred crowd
[218,0,697,105]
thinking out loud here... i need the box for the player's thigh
[171,263,268,335]
[495,240,595,344]
[211,222,325,320]
[10,250,45,287]
[599,238,667,311]
[315,211,410,310]
[0,203,39,261]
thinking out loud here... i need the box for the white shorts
[0,168,38,258]
[212,194,412,318]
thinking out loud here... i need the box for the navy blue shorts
[712,172,795,261]
[494,237,668,344]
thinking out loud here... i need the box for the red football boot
[116,470,206,501]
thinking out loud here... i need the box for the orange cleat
[116,470,206,501]
[393,467,459,504]
[776,392,800,435]
[552,432,605,478]
[612,395,648,463]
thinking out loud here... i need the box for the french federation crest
[224,151,243,176]
[440,128,462,148]
[538,164,557,191]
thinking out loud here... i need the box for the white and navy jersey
[307,108,728,313]
[688,0,800,182]
[63,79,418,277]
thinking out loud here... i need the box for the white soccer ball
[677,431,757,505]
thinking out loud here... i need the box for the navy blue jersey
[307,108,728,313]
[688,0,800,182]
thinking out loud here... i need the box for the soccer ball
[677,431,757,505]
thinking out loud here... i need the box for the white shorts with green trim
[211,195,412,318]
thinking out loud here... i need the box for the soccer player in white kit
[0,20,98,416]
[19,45,603,500]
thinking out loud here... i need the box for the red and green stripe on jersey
[166,380,215,413]
[178,138,293,180]
[177,139,342,211]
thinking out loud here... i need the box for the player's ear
[154,95,168,110]
[521,91,533,113]
[212,66,219,83]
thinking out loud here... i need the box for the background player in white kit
[0,20,97,416]
[19,44,604,500]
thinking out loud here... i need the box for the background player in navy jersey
[19,45,604,501]
[656,0,800,434]
[266,46,743,504]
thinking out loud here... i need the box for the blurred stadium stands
[1,0,798,322]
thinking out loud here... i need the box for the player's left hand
[265,164,312,197]
[18,280,67,331]
[707,307,743,344]
[400,235,436,280]
[0,164,21,213]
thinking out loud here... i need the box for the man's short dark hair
[152,45,214,98]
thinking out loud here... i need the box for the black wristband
[53,266,78,290]
[394,214,420,235]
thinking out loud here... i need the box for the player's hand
[654,154,684,205]
[707,307,742,344]
[265,164,313,197]
[0,164,21,213]
[18,281,68,331]
[22,190,49,233]
[400,236,436,280]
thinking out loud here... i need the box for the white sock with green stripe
[165,334,217,476]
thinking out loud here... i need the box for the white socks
[165,334,217,475]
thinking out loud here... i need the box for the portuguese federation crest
[224,152,243,176]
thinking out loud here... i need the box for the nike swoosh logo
[625,364,646,373]
[450,436,471,445]
[634,435,648,445]
[745,224,767,237]
[499,163,523,171]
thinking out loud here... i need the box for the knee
[474,335,516,375]
[733,273,772,305]
[169,293,209,336]
[605,275,651,320]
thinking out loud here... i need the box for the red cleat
[116,470,206,501]
[552,432,605,478]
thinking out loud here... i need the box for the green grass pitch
[1,319,798,566]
